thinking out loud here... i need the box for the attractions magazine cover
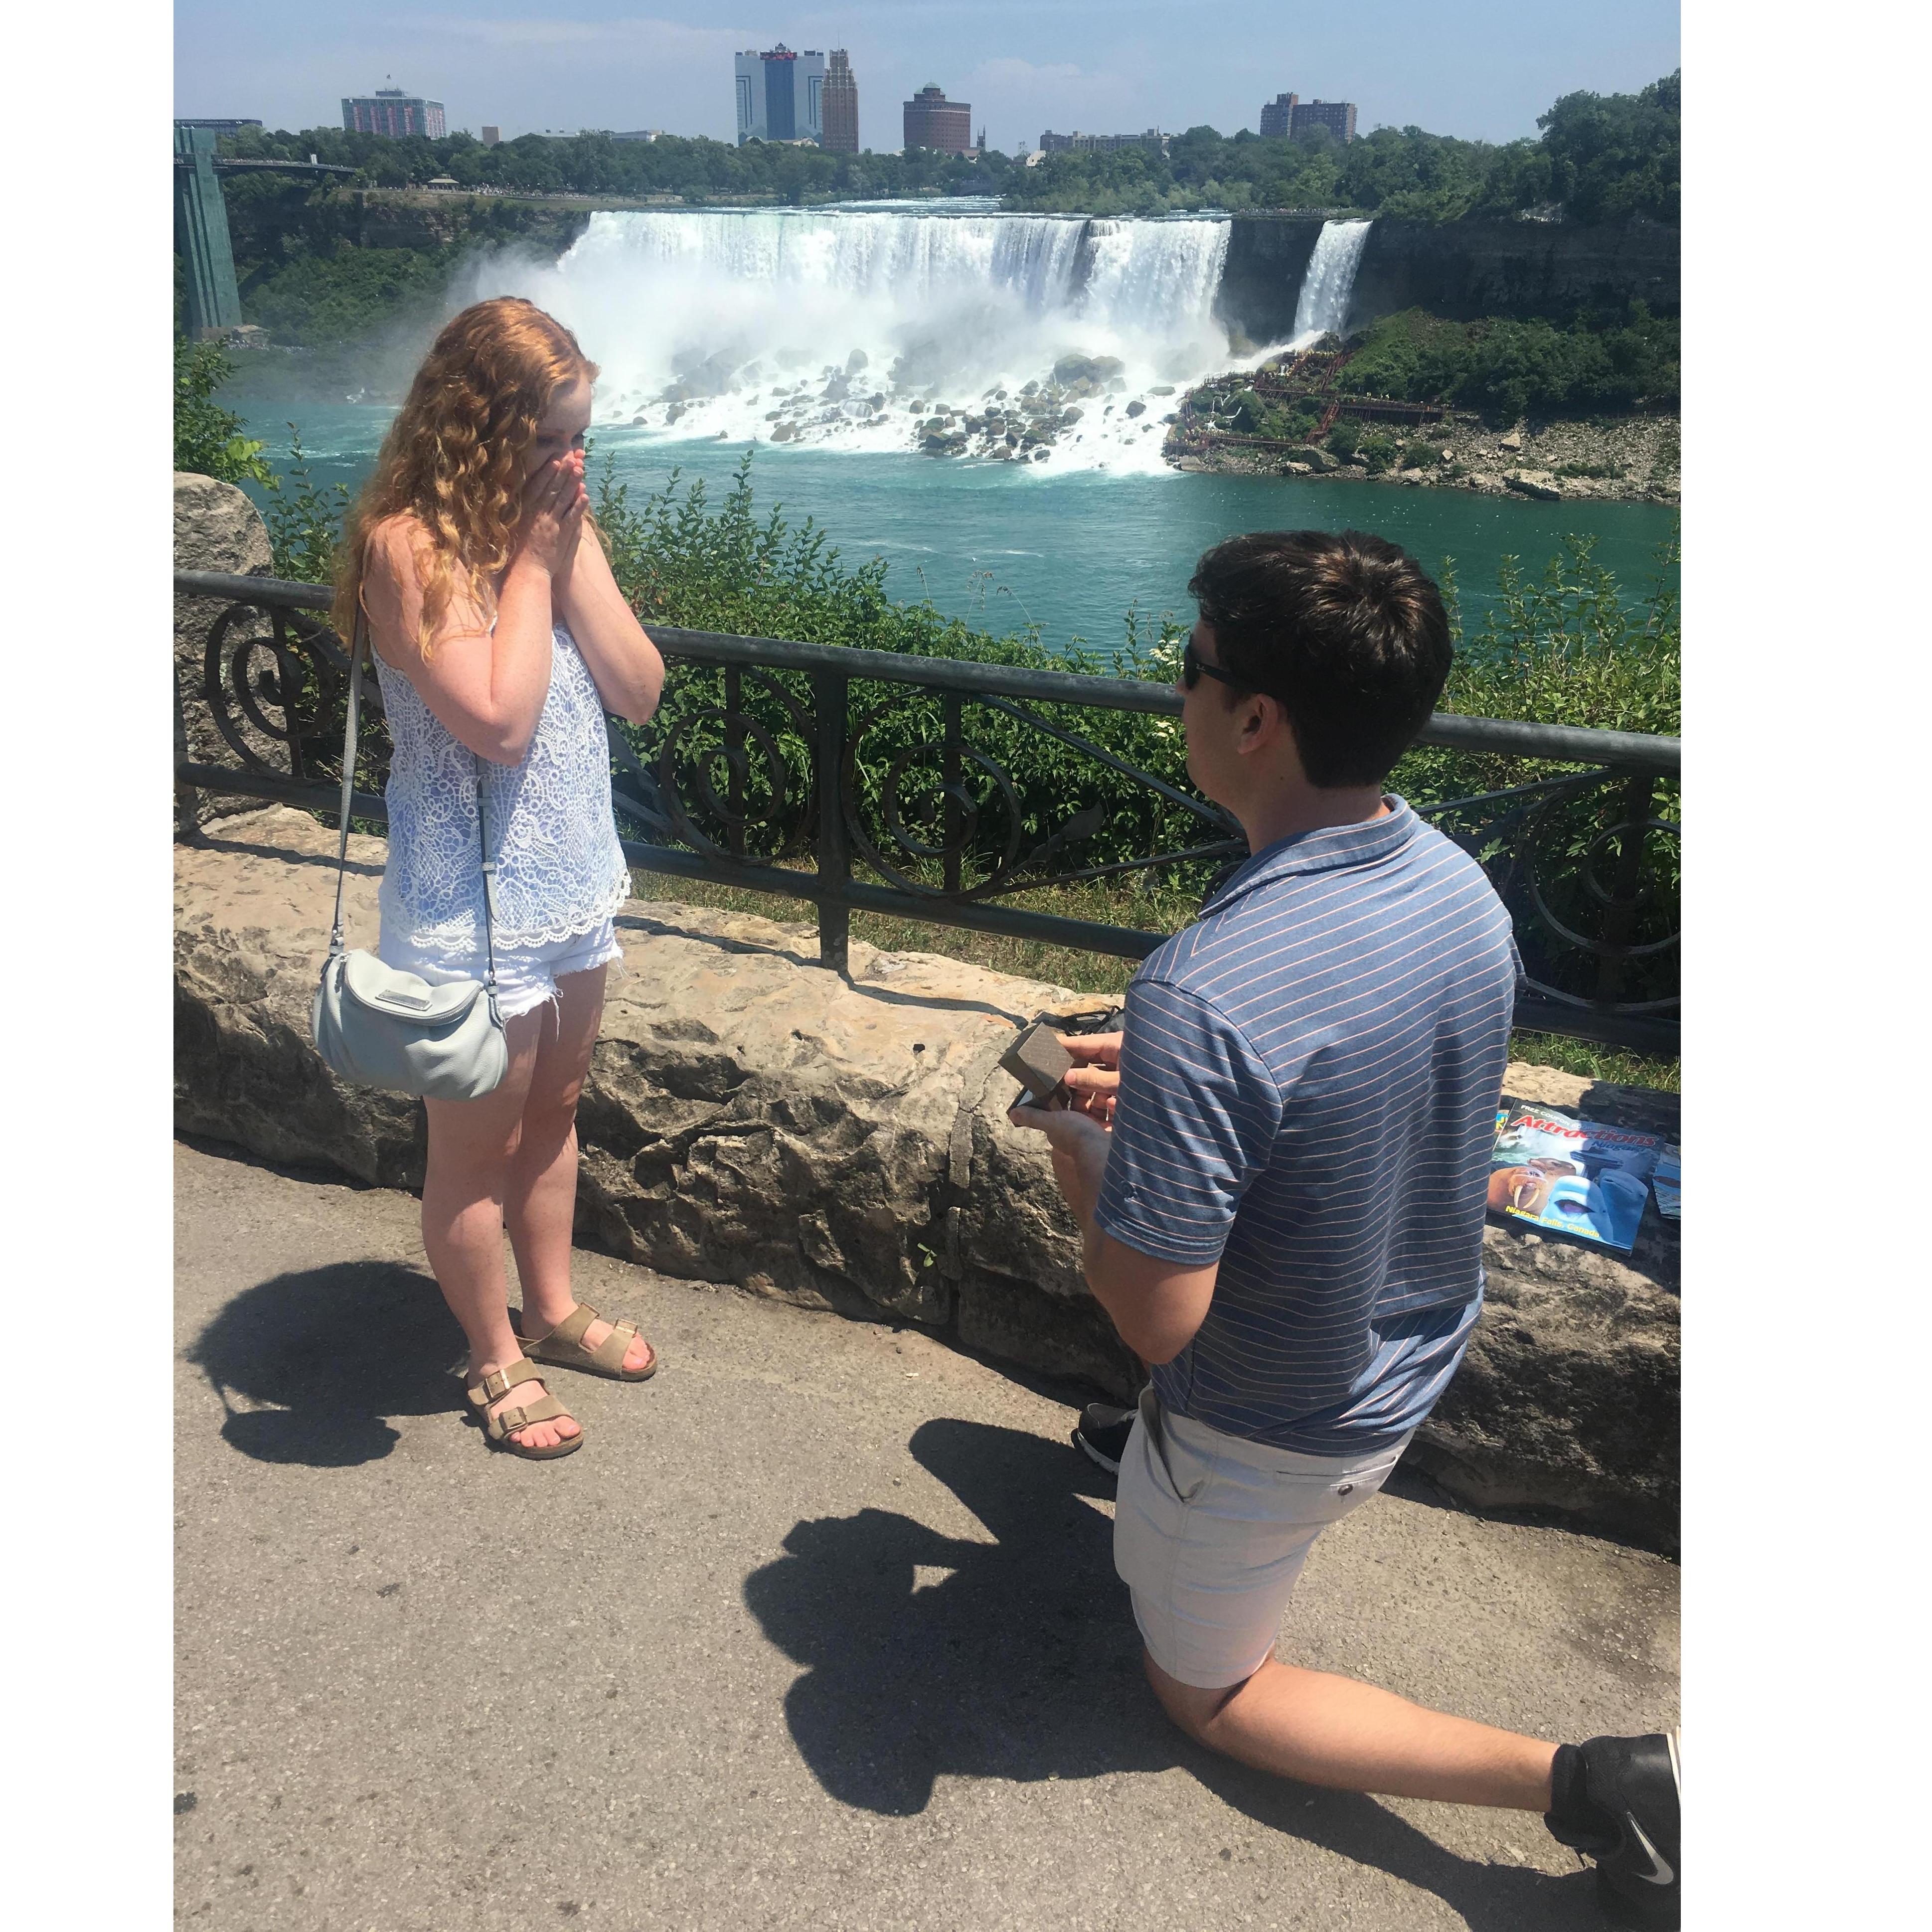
[1487,1107,1665,1252]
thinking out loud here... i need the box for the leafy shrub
[1344,307,1679,420]
[256,428,351,582]
[1400,439,1441,469]
[1325,417,1362,458]
[174,337,269,483]
[1359,432,1399,475]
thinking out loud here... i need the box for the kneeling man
[1009,530,1679,1928]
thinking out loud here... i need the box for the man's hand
[1060,1030,1123,1125]
[1006,1094,1112,1225]
[1008,1084,1217,1367]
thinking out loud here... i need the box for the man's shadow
[184,1261,466,1467]
[745,1418,1601,1927]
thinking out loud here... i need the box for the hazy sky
[174,1,1679,152]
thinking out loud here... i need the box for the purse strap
[328,603,499,995]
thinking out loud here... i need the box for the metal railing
[174,569,1681,1053]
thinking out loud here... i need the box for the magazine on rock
[1488,1105,1664,1253]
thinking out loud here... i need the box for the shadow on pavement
[747,1416,1604,1929]
[185,1261,465,1467]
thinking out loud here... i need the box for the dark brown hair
[1187,529,1452,787]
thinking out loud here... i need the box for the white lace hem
[387,863,633,956]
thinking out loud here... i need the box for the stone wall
[1216,215,1682,345]
[175,808,1679,1548]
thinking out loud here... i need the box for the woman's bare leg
[421,1007,580,1450]
[504,965,652,1374]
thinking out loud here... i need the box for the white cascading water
[1287,219,1373,349]
[472,208,1241,473]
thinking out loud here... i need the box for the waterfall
[1288,219,1373,349]
[470,208,1236,472]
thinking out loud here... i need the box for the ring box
[1000,1023,1073,1108]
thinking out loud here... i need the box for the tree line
[219,125,1014,204]
[1004,73,1678,221]
[213,70,1675,224]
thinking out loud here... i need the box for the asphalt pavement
[174,1138,1679,1932]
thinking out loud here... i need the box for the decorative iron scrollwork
[622,664,815,866]
[838,687,1241,903]
[1422,770,1680,1016]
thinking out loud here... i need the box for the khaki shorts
[1114,1386,1413,1690]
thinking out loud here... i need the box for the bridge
[171,126,357,338]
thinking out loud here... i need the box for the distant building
[173,117,263,139]
[735,45,826,145]
[1290,99,1357,144]
[480,125,500,146]
[342,88,447,138]
[1259,93,1298,138]
[610,129,664,143]
[821,49,858,153]
[1038,128,1168,158]
[904,84,971,155]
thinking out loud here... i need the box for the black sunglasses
[1182,639,1244,691]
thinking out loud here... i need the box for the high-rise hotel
[820,50,859,153]
[734,44,826,145]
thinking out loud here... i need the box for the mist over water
[473,208,1251,474]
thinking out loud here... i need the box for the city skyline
[173,3,1679,154]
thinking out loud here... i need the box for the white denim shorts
[378,917,623,1023]
[1114,1386,1415,1689]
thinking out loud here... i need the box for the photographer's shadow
[185,1259,466,1467]
[746,1417,1601,1927]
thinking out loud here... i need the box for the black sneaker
[1072,1402,1136,1475]
[1545,1731,1680,1928]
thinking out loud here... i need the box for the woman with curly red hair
[335,297,665,1460]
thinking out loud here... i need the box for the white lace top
[374,622,631,955]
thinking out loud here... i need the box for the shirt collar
[1201,796,1421,916]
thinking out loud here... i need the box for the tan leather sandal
[463,1357,584,1459]
[514,1300,658,1382]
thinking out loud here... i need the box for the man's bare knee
[1143,1647,1254,1745]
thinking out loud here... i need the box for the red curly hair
[333,297,599,656]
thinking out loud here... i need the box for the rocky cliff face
[174,808,1679,1548]
[1216,216,1681,345]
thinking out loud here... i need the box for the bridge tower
[173,124,242,336]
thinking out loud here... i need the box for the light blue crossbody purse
[311,614,510,1100]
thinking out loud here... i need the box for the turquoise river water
[243,403,1679,659]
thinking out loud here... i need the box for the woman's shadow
[744,1417,1602,1928]
[185,1260,467,1466]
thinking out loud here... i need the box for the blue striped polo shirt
[1094,797,1520,1455]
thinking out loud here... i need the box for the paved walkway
[174,1141,1678,1932]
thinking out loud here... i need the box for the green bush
[1325,417,1362,458]
[174,337,270,483]
[1400,439,1441,469]
[1359,432,1399,475]
[254,429,352,583]
[244,246,460,348]
[1343,307,1680,420]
